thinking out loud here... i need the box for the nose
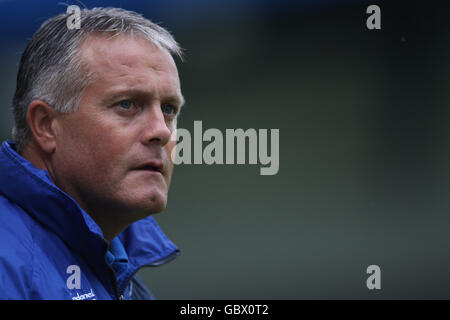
[140,103,172,146]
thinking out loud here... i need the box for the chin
[133,189,168,214]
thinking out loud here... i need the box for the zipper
[102,234,180,300]
[118,250,180,299]
[101,237,123,300]
[104,255,122,300]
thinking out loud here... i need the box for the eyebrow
[102,89,185,107]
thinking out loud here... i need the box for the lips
[133,161,164,174]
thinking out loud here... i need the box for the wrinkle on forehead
[78,33,182,101]
[79,33,179,82]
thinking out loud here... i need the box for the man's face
[52,34,183,221]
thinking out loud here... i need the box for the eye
[162,104,177,116]
[118,100,134,110]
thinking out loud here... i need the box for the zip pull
[119,294,124,300]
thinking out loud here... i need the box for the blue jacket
[0,140,179,300]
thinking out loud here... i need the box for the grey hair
[12,7,182,153]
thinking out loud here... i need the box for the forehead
[79,33,181,93]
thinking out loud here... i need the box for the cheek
[84,130,133,176]
[60,118,133,176]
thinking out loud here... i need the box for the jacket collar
[0,140,179,293]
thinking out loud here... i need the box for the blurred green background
[2,0,450,299]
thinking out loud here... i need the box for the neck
[21,140,57,182]
[21,140,123,242]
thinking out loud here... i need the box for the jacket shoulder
[0,195,36,299]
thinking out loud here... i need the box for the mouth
[133,162,164,174]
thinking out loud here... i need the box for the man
[0,7,184,299]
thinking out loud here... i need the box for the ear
[26,100,59,154]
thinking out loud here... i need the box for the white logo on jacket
[71,288,96,300]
